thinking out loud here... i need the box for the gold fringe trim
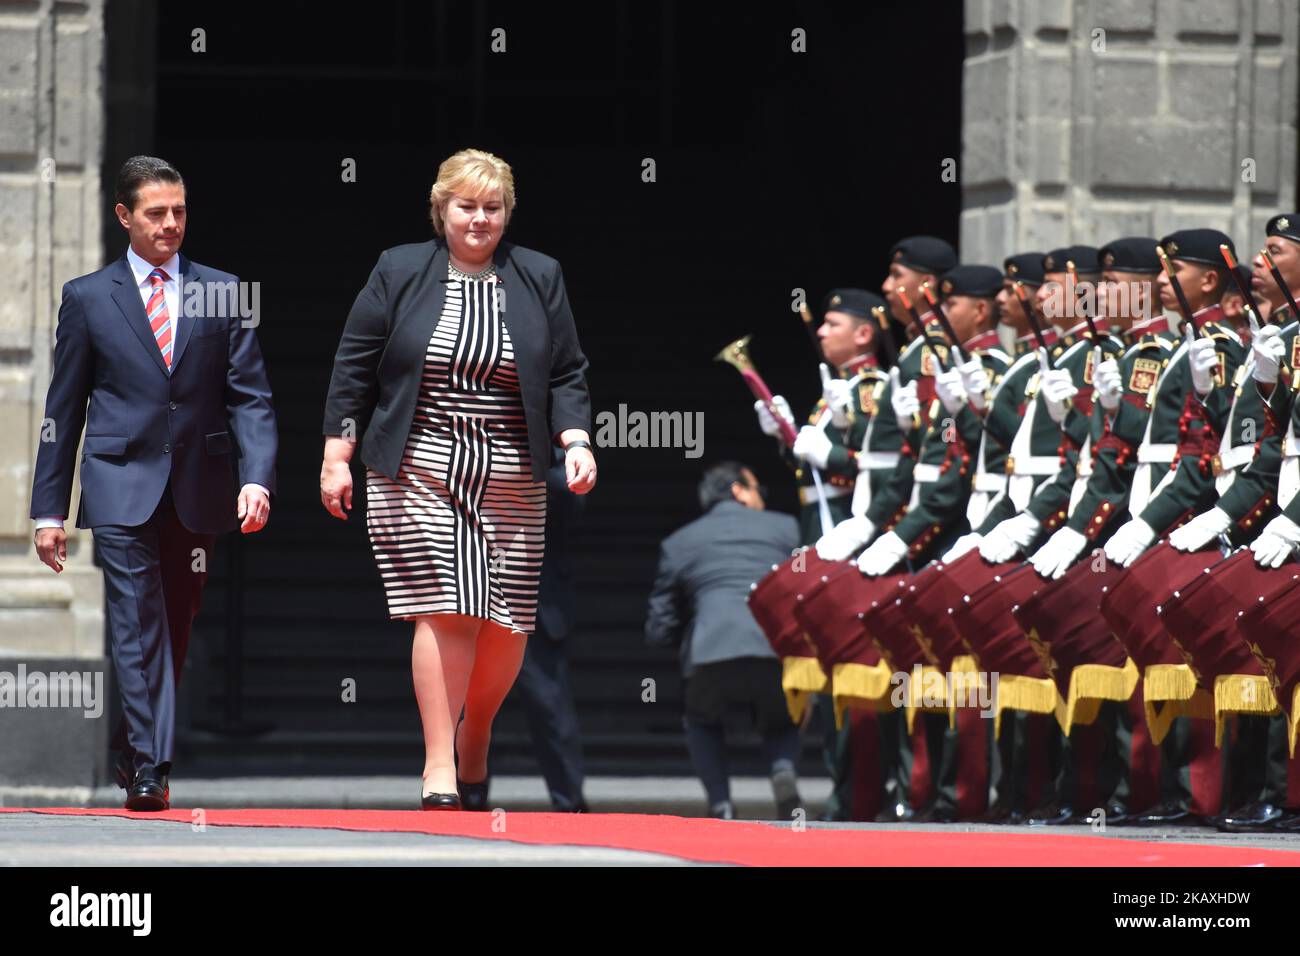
[993,674,1061,739]
[1143,687,1214,746]
[1291,686,1300,759]
[904,665,957,734]
[1213,674,1280,748]
[782,656,828,725]
[1144,663,1198,703]
[944,655,987,731]
[1062,659,1140,735]
[830,661,895,729]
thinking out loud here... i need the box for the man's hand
[935,368,967,415]
[793,425,832,470]
[1040,369,1078,424]
[856,530,908,576]
[1103,517,1157,568]
[979,512,1040,563]
[815,515,876,561]
[1251,515,1300,568]
[754,395,795,438]
[890,367,920,431]
[956,357,990,411]
[1093,354,1123,412]
[1029,526,1088,580]
[237,484,271,534]
[566,446,597,494]
[35,528,67,573]
[1188,336,1220,397]
[1168,507,1231,552]
[320,457,354,520]
[820,363,854,429]
[1251,324,1285,386]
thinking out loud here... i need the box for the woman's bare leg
[456,621,529,784]
[413,612,481,794]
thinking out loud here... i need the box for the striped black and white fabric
[365,262,547,633]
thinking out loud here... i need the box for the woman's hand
[565,446,596,494]
[321,437,355,519]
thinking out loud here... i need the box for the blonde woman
[321,149,596,810]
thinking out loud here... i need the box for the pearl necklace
[449,260,496,281]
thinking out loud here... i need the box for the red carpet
[4,807,1299,866]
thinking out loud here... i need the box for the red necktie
[147,268,173,369]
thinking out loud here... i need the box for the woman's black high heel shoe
[421,790,462,811]
[455,714,491,812]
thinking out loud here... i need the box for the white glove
[856,530,909,577]
[1251,324,1285,386]
[792,425,832,470]
[1093,354,1123,412]
[935,367,967,415]
[820,363,855,429]
[979,512,1041,563]
[1029,526,1089,580]
[754,395,794,439]
[1040,369,1077,424]
[1168,507,1232,553]
[1188,336,1220,397]
[1251,515,1300,568]
[890,367,920,431]
[1103,517,1157,568]
[957,357,991,412]
[815,516,877,561]
[941,532,983,563]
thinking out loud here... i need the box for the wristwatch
[564,440,592,452]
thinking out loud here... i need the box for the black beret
[823,288,886,320]
[890,236,957,275]
[939,265,1004,299]
[1042,245,1101,276]
[1003,252,1046,286]
[1267,213,1300,244]
[1098,237,1161,274]
[1158,229,1234,268]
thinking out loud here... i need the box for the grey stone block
[1095,0,1158,33]
[1255,0,1284,38]
[0,656,110,788]
[1163,0,1241,37]
[0,24,39,155]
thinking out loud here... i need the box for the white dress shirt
[35,247,269,531]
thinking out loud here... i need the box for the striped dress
[364,260,548,633]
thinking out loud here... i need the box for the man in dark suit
[30,156,278,811]
[510,445,590,812]
[645,462,803,819]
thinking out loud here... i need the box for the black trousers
[513,626,588,811]
[94,483,214,776]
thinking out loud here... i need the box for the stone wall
[0,0,107,795]
[962,0,1298,260]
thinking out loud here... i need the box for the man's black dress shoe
[972,804,1014,824]
[1026,802,1076,826]
[1092,802,1130,826]
[421,791,462,811]
[1134,799,1194,826]
[124,769,169,812]
[914,803,958,823]
[1211,801,1285,832]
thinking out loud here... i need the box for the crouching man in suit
[645,462,804,820]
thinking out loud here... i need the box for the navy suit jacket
[30,253,278,534]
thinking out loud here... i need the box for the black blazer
[322,237,591,482]
[30,254,278,533]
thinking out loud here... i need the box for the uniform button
[163,443,171,453]
[169,401,178,411]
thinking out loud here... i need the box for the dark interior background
[102,0,962,777]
